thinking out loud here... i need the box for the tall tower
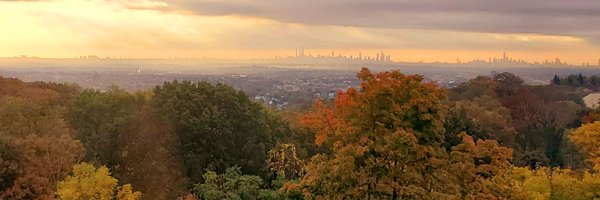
[503,51,507,61]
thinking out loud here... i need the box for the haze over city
[2,0,600,64]
[5,1,600,199]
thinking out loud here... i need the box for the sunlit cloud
[0,0,599,63]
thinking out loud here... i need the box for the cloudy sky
[1,0,599,63]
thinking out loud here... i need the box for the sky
[1,0,599,64]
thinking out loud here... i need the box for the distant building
[328,90,336,99]
[583,93,600,109]
[283,84,299,91]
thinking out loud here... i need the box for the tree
[449,96,516,147]
[267,143,304,180]
[553,74,561,85]
[115,105,188,199]
[494,72,524,87]
[0,97,84,199]
[498,86,548,167]
[0,138,20,192]
[297,68,520,199]
[448,134,520,199]
[298,68,453,199]
[0,76,61,103]
[444,105,478,150]
[569,121,600,169]
[67,88,145,166]
[68,89,188,198]
[57,163,141,200]
[494,71,524,96]
[116,184,143,200]
[153,81,290,181]
[539,101,584,166]
[57,163,118,200]
[510,167,600,200]
[193,166,279,200]
[449,76,498,101]
[578,73,585,86]
[591,76,599,86]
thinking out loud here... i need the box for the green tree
[449,76,498,101]
[449,96,516,147]
[153,81,290,181]
[67,87,144,166]
[553,74,561,85]
[68,89,187,198]
[193,166,279,200]
[444,105,478,150]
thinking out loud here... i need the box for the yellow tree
[267,143,304,180]
[116,184,143,200]
[510,167,600,200]
[57,163,141,200]
[569,121,600,169]
[449,133,523,199]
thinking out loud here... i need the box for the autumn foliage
[2,69,600,199]
[296,68,516,199]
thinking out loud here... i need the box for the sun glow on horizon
[1,0,599,65]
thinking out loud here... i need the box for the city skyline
[1,0,600,64]
[8,49,600,67]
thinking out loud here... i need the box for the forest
[1,68,600,200]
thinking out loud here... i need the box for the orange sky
[1,0,599,64]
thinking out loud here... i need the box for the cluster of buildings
[290,47,394,63]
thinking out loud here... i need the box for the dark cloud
[166,0,600,37]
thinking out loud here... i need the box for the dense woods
[1,68,600,199]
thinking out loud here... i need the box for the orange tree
[291,68,517,199]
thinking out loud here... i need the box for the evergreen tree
[553,74,561,85]
[578,73,585,86]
